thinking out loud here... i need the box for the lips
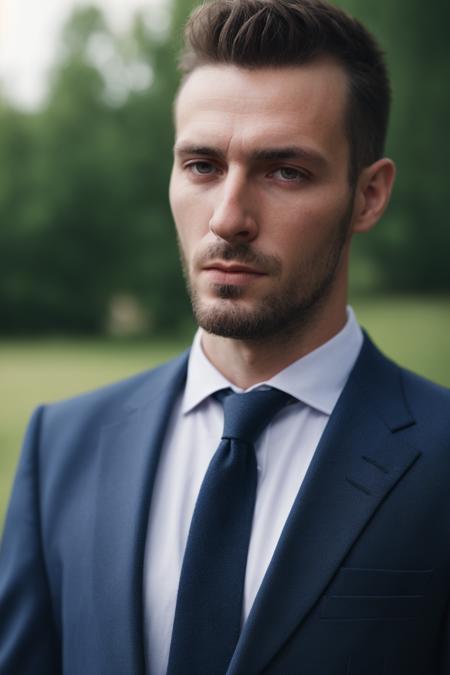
[204,263,264,274]
[202,262,266,285]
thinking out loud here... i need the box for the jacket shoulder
[400,365,450,429]
[39,348,190,435]
[354,334,450,440]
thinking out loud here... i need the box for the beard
[179,197,354,341]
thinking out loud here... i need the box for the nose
[208,171,258,244]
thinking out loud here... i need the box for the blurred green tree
[0,4,191,334]
[0,103,41,331]
[341,0,450,293]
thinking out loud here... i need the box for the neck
[201,300,348,390]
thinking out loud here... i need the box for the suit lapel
[91,351,189,674]
[229,337,421,675]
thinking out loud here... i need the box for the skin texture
[170,61,395,388]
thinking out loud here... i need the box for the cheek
[170,176,193,244]
[169,172,184,226]
[170,181,210,260]
[171,179,215,239]
[267,204,343,268]
[267,205,321,249]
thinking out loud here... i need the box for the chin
[193,299,294,341]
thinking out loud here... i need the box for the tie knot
[217,387,294,445]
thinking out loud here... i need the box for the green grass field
[1,296,450,528]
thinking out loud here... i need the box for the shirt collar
[182,307,363,416]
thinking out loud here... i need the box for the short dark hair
[179,0,391,184]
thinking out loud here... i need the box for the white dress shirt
[144,308,363,675]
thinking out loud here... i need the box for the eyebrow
[251,146,326,166]
[174,144,225,159]
[173,143,327,167]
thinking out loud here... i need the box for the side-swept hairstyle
[178,0,391,184]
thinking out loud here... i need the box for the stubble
[178,197,353,342]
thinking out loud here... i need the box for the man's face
[170,61,356,340]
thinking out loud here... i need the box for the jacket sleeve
[0,406,61,675]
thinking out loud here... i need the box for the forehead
[174,61,350,161]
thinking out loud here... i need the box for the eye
[270,167,309,182]
[186,161,217,176]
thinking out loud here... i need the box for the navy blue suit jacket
[1,335,450,674]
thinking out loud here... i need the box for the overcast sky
[0,0,164,108]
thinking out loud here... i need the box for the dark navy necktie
[166,387,293,675]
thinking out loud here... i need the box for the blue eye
[276,167,304,181]
[188,161,216,175]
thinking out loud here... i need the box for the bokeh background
[1,0,450,526]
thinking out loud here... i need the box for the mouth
[202,261,267,285]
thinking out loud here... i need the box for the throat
[200,317,338,389]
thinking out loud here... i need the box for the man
[1,0,449,673]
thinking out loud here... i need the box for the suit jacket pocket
[319,567,433,621]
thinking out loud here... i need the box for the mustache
[194,242,282,275]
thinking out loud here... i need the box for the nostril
[209,215,258,243]
[210,225,254,243]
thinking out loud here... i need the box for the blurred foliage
[0,0,449,335]
[341,0,450,292]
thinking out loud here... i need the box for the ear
[352,158,396,234]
